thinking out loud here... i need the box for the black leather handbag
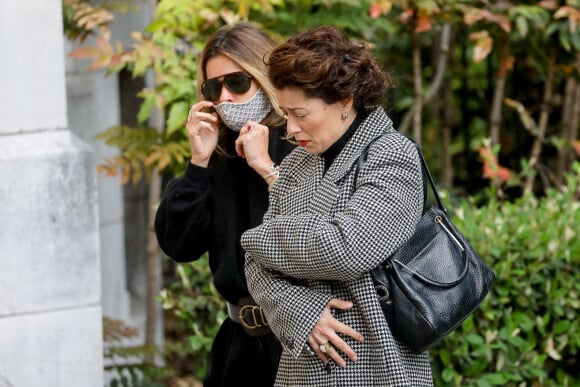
[357,135,495,353]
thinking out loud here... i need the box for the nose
[217,84,235,103]
[286,116,301,135]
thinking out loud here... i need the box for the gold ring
[319,341,332,354]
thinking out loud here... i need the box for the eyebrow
[280,106,308,112]
[205,71,248,81]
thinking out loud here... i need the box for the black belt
[227,296,272,337]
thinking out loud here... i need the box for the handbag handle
[355,134,447,214]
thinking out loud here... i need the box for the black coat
[154,126,294,386]
[154,126,294,304]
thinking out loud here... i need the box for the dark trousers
[203,318,282,387]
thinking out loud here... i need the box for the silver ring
[319,341,332,354]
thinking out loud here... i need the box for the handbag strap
[355,134,447,214]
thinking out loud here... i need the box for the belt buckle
[238,304,268,330]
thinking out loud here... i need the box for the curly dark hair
[266,25,391,110]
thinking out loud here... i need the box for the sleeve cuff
[183,162,211,188]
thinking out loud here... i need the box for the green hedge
[429,165,580,386]
[159,255,226,381]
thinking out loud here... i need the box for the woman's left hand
[307,298,364,367]
[234,121,274,178]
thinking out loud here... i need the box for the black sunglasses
[201,72,253,101]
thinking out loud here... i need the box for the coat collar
[282,106,395,186]
[324,106,395,183]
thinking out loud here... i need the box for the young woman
[241,25,434,386]
[154,22,294,386]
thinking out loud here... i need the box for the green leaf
[137,94,155,125]
[166,101,189,134]
[439,349,451,366]
[466,333,485,347]
[553,319,570,335]
[515,16,528,37]
[558,27,572,52]
[479,372,511,385]
[442,367,455,382]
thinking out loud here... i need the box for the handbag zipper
[434,215,464,252]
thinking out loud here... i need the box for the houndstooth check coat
[241,107,434,386]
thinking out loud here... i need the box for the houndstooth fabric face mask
[213,88,272,132]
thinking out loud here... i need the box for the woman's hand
[307,298,364,367]
[186,101,219,167]
[235,121,275,179]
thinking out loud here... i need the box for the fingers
[234,133,245,158]
[327,298,354,311]
[338,323,364,344]
[234,122,270,165]
[320,327,360,366]
[327,332,358,365]
[323,341,350,368]
[234,123,253,158]
[186,101,219,167]
[324,298,364,342]
[308,335,330,364]
[309,332,356,368]
[307,299,364,368]
[239,121,266,136]
[187,101,217,136]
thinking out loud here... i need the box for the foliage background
[64,0,580,385]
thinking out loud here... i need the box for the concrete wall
[64,1,154,330]
[0,0,103,385]
[65,42,132,323]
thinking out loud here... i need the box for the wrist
[262,163,280,181]
[252,159,276,177]
[191,156,209,168]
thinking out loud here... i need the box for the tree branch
[399,24,451,135]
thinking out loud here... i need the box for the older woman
[241,26,433,386]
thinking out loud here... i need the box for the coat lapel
[281,107,395,215]
[326,107,394,182]
[307,107,395,214]
[325,107,395,184]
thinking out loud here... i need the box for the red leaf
[470,31,493,63]
[479,147,511,183]
[95,36,112,55]
[495,166,511,183]
[498,55,514,78]
[463,9,511,33]
[538,1,558,11]
[416,12,433,33]
[68,46,100,59]
[399,9,413,24]
[369,3,382,19]
[572,140,580,156]
[88,55,111,71]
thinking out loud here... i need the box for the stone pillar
[0,1,104,386]
[65,41,131,323]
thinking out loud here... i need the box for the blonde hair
[196,22,285,128]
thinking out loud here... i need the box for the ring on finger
[187,105,196,121]
[319,341,332,354]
